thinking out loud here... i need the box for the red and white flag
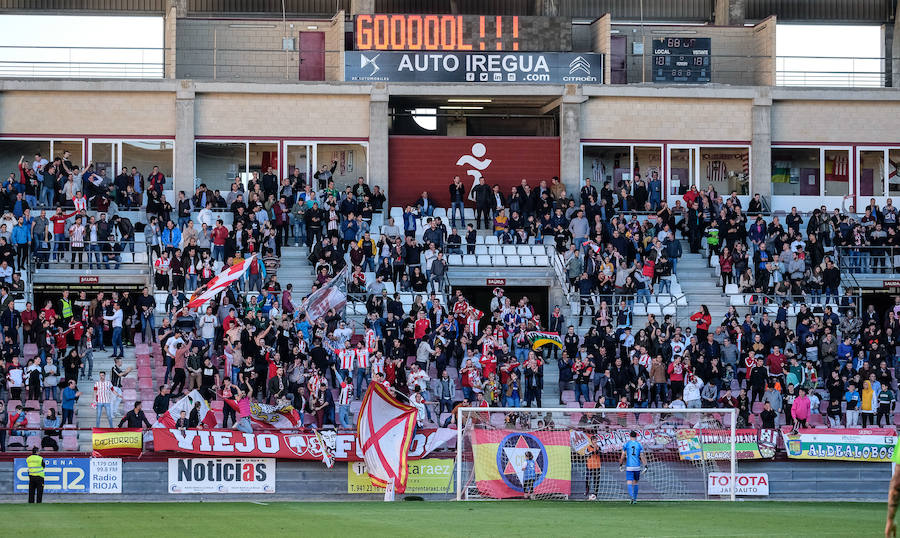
[356,383,418,494]
[223,398,301,430]
[152,390,217,429]
[187,254,259,309]
[301,266,349,321]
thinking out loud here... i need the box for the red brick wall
[388,135,561,208]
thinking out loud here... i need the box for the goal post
[455,407,738,502]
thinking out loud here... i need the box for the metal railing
[834,245,900,275]
[776,55,886,87]
[0,45,164,79]
[37,240,149,272]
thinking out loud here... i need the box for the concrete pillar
[715,0,746,26]
[559,85,587,199]
[174,80,196,195]
[369,84,390,202]
[163,1,182,79]
[883,24,893,87]
[350,0,374,16]
[751,90,772,205]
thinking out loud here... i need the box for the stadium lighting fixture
[439,106,485,110]
[447,98,493,103]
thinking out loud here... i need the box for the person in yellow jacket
[26,447,44,503]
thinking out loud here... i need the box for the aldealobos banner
[782,427,897,462]
[153,428,456,461]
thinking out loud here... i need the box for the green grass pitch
[3,501,885,537]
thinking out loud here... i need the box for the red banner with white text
[152,428,456,461]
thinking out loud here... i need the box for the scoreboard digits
[652,37,711,83]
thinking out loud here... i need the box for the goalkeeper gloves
[618,465,624,472]
[643,465,649,473]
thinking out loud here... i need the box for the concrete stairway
[675,249,730,326]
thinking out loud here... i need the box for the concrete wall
[772,99,900,143]
[0,459,888,502]
[611,20,774,86]
[176,13,345,82]
[0,91,176,136]
[581,96,753,142]
[194,93,370,138]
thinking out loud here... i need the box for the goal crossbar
[454,407,738,502]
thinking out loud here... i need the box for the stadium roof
[0,0,895,23]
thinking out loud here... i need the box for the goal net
[454,407,740,502]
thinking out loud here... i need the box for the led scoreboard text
[355,15,522,51]
[652,37,711,83]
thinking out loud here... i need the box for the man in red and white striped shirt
[370,352,385,378]
[354,340,370,399]
[337,378,353,428]
[94,372,114,427]
[338,346,355,377]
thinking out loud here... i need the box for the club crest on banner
[496,432,548,492]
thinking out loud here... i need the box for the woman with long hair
[690,305,712,341]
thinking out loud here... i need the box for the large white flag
[187,254,260,309]
[152,389,217,429]
[300,266,349,321]
[355,383,418,494]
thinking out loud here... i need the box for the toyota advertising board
[345,51,603,84]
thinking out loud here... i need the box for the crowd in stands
[1,151,899,454]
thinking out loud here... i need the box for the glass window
[582,145,630,193]
[669,148,692,195]
[248,141,279,179]
[890,149,900,197]
[859,150,885,197]
[52,141,83,170]
[196,142,246,192]
[0,140,50,182]
[634,146,662,186]
[122,141,173,184]
[90,142,115,182]
[316,144,367,188]
[699,147,749,196]
[772,148,819,196]
[824,149,850,196]
[286,144,312,187]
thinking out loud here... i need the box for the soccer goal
[454,407,739,502]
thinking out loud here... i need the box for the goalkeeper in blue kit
[619,430,648,504]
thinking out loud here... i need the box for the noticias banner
[168,458,275,494]
[345,51,603,84]
[152,428,456,461]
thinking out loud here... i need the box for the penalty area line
[249,501,269,506]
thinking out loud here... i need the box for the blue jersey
[623,440,643,471]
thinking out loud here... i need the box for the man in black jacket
[448,176,466,229]
[472,178,492,230]
[118,401,152,428]
[152,385,171,416]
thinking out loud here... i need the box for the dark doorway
[454,285,550,327]
[299,31,325,81]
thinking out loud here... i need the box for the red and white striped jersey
[370,355,385,376]
[480,337,495,357]
[364,329,378,352]
[339,382,353,405]
[94,380,113,403]
[338,348,355,370]
[307,374,323,392]
[355,348,370,369]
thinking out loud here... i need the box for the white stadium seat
[505,255,520,266]
[463,255,477,266]
[477,255,493,266]
[448,254,463,266]
[474,245,489,255]
[463,208,475,219]
[476,235,485,244]
[484,235,499,245]
[433,208,447,219]
[534,255,550,266]
[383,281,396,294]
[516,245,532,255]
[488,245,502,256]
[520,255,536,266]
[724,284,739,295]
[502,245,517,256]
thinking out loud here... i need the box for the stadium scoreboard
[354,14,571,52]
[652,37,711,83]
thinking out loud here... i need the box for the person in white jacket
[683,373,704,408]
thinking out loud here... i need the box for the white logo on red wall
[456,143,492,182]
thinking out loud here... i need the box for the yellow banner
[91,428,142,457]
[347,458,453,494]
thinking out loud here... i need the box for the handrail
[834,245,899,275]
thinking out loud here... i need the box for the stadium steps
[675,251,731,323]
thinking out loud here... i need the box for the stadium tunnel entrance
[454,285,549,329]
